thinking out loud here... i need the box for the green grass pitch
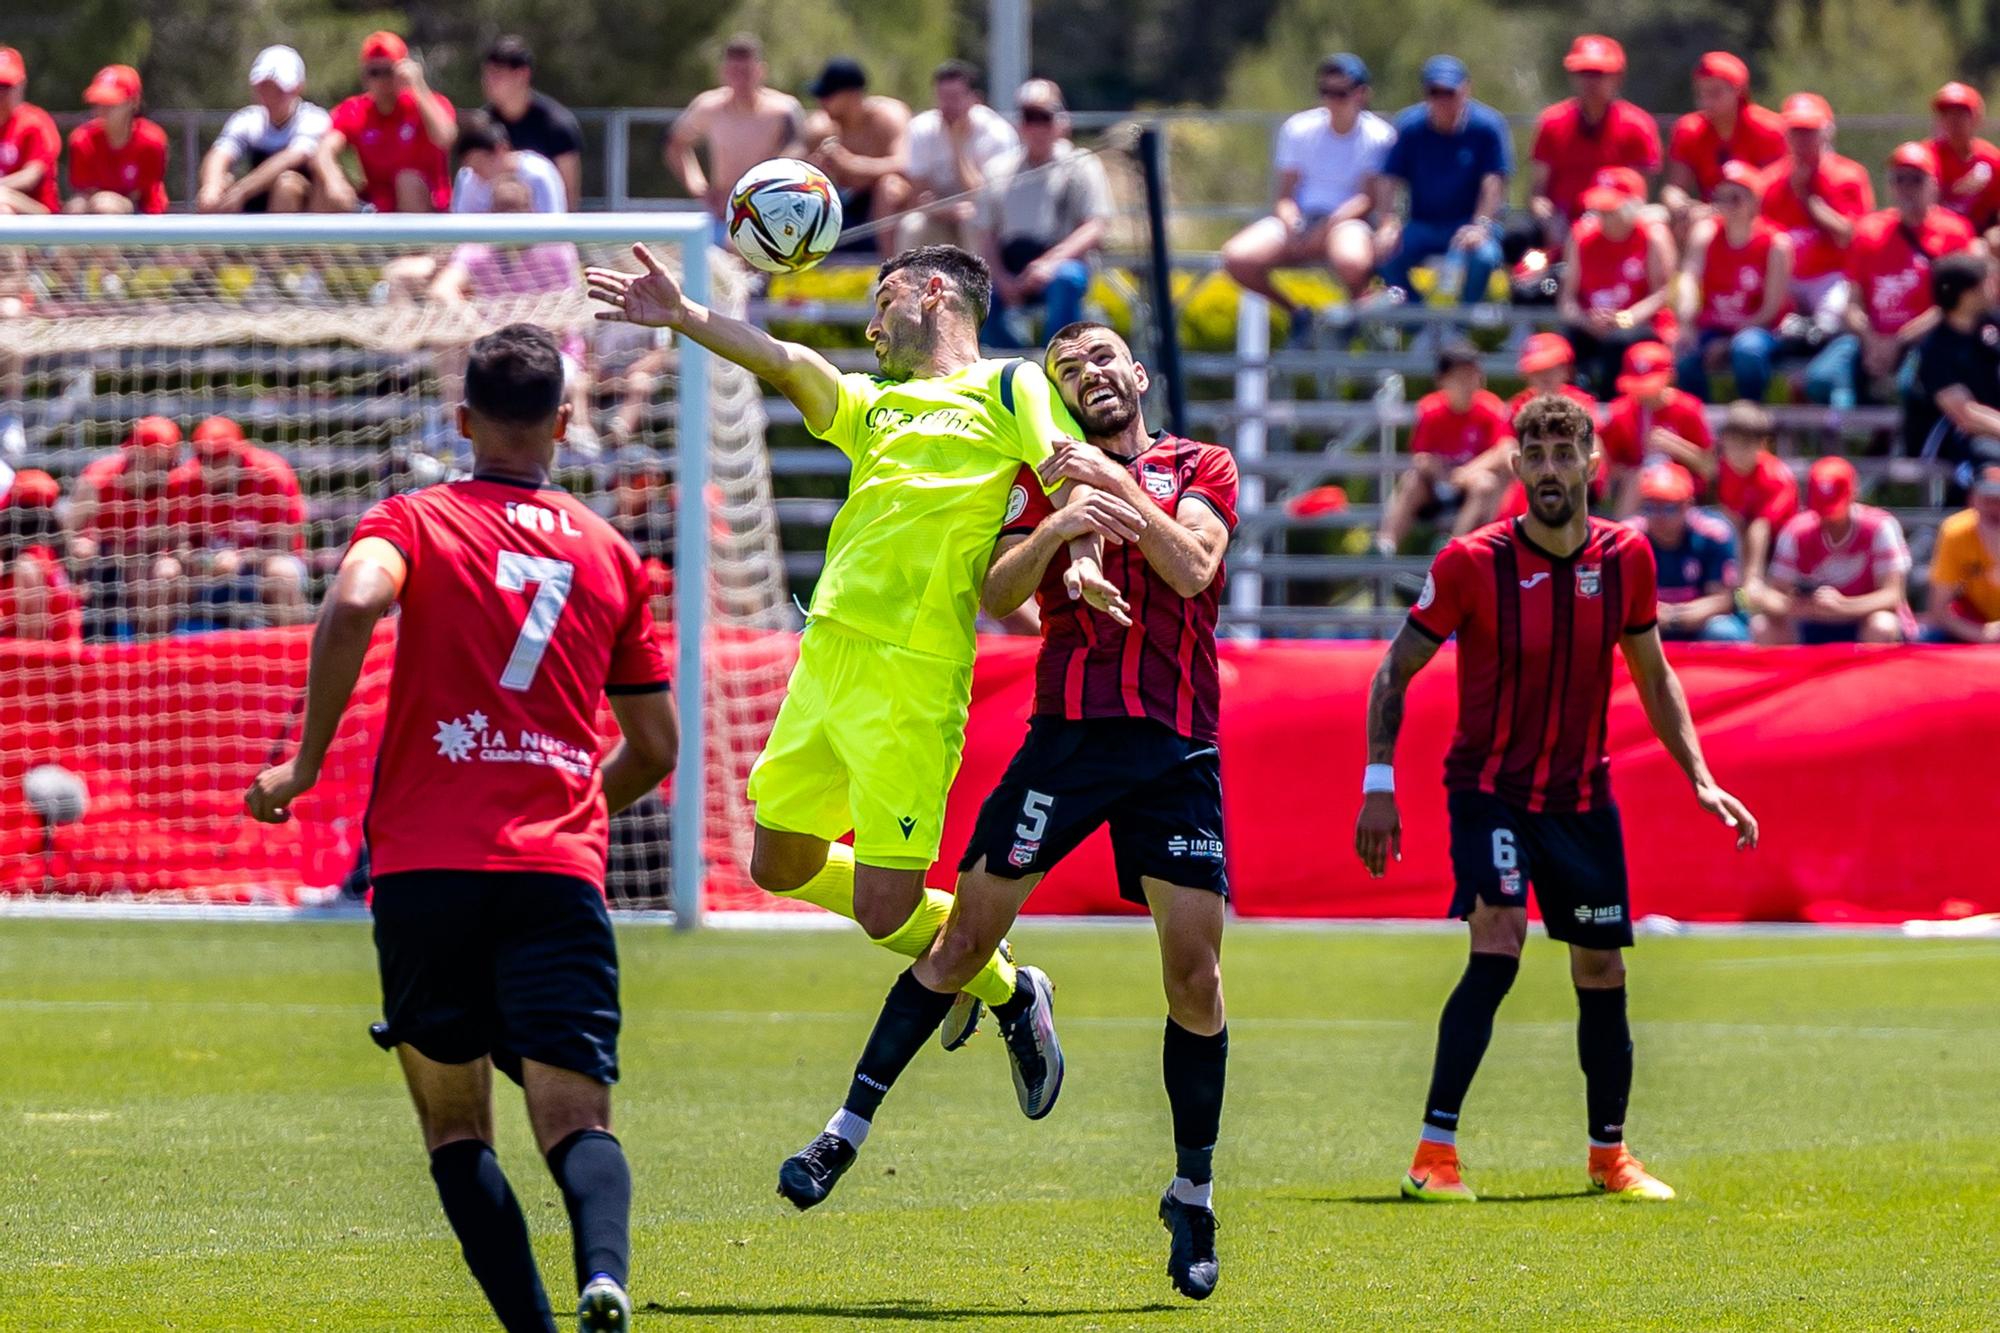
[1,918,1995,1330]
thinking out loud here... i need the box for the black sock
[1422,952,1519,1135]
[428,1140,556,1333]
[546,1128,632,1293]
[1576,986,1633,1145]
[843,967,957,1123]
[991,973,1032,1024]
[1162,1018,1228,1185]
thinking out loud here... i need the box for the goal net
[0,214,794,919]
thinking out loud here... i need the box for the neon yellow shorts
[747,618,974,870]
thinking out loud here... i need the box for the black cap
[810,57,867,99]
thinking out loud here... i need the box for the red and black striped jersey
[1005,433,1238,741]
[1409,517,1658,813]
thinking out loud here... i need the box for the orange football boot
[1588,1145,1676,1200]
[1401,1140,1477,1202]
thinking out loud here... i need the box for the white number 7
[495,550,575,691]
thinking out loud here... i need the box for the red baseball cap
[1518,332,1576,375]
[1889,141,1939,177]
[0,48,25,86]
[83,64,141,106]
[1616,341,1676,397]
[1781,92,1833,131]
[1807,456,1857,520]
[360,31,409,64]
[3,468,61,510]
[1639,462,1697,505]
[1694,51,1750,93]
[191,415,248,456]
[1286,484,1349,519]
[1717,159,1765,192]
[1580,165,1646,213]
[123,415,183,450]
[1934,82,1985,116]
[1564,35,1626,75]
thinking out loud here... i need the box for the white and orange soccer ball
[725,158,844,274]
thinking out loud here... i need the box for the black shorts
[960,716,1227,905]
[1446,789,1633,949]
[370,870,621,1085]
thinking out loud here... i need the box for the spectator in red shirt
[1507,332,1599,422]
[64,65,168,215]
[1713,400,1798,585]
[1751,455,1914,644]
[318,31,457,213]
[1599,341,1715,515]
[1758,93,1875,338]
[1929,82,2000,241]
[70,416,184,639]
[0,468,81,642]
[1557,166,1679,394]
[1529,35,1662,246]
[1661,52,1787,230]
[1805,141,1977,411]
[1675,159,1793,403]
[166,416,309,629]
[0,48,61,215]
[1378,342,1515,552]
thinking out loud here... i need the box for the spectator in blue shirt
[1634,462,1749,641]
[1373,55,1510,304]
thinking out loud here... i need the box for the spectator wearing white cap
[197,46,335,213]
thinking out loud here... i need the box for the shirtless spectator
[68,416,182,639]
[165,417,309,630]
[666,34,804,242]
[0,469,81,642]
[898,61,1017,252]
[198,47,334,214]
[1753,456,1914,644]
[0,48,61,216]
[804,58,911,259]
[317,32,457,214]
[480,36,583,209]
[65,65,168,214]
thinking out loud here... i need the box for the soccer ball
[726,158,844,275]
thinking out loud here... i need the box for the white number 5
[495,550,575,691]
[1016,791,1054,841]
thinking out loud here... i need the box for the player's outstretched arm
[1355,623,1444,877]
[586,243,841,434]
[245,539,405,824]
[1619,626,1760,851]
[602,689,679,815]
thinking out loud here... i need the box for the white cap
[248,45,306,94]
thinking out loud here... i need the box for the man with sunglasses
[1221,53,1395,335]
[319,30,457,213]
[1631,462,1748,642]
[976,79,1112,347]
[1374,56,1510,307]
[1529,35,1662,248]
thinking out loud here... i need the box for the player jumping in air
[586,244,1136,1197]
[785,323,1237,1300]
[247,325,677,1330]
[1355,392,1759,1205]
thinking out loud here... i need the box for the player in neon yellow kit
[587,245,1144,1198]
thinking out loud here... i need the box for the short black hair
[1437,341,1482,376]
[879,245,993,326]
[484,35,533,69]
[465,323,564,424]
[1933,251,1990,313]
[933,59,980,90]
[1046,320,1123,357]
[454,109,509,160]
[724,33,763,59]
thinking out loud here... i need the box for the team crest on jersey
[1140,462,1177,501]
[1498,868,1523,898]
[1009,838,1040,868]
[1004,484,1029,525]
[1416,573,1437,611]
[1576,563,1602,598]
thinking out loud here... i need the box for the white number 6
[495,550,575,691]
[1491,828,1518,871]
[1016,791,1053,841]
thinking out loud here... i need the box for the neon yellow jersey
[810,358,1079,664]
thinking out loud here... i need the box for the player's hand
[1354,792,1402,878]
[1064,557,1133,626]
[1039,438,1134,496]
[1810,585,1849,614]
[245,758,319,825]
[587,244,686,329]
[1050,490,1146,544]
[1695,782,1759,851]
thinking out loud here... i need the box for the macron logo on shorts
[898,816,917,840]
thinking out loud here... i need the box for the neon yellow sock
[775,842,859,917]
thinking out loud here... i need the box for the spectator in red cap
[69,416,184,639]
[1905,250,2000,498]
[318,31,457,212]
[1377,341,1516,553]
[1663,52,1787,228]
[1753,455,1913,644]
[1805,142,1976,411]
[1713,400,1798,586]
[1507,332,1599,422]
[165,417,309,629]
[1529,35,1662,246]
[1758,93,1874,341]
[1925,463,2000,642]
[1598,341,1714,515]
[1928,82,2000,239]
[1676,159,1793,402]
[0,47,61,215]
[1557,166,1679,394]
[64,65,168,215]
[0,468,81,642]
[1631,462,1748,641]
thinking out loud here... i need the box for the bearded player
[247,325,677,1331]
[1355,393,1759,1204]
[587,245,1137,1171]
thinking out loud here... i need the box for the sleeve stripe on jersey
[1406,615,1447,643]
[1182,492,1235,529]
[999,358,1022,415]
[606,680,672,696]
[1622,617,1658,636]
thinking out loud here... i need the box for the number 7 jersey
[350,476,671,885]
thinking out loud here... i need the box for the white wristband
[1362,764,1395,795]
